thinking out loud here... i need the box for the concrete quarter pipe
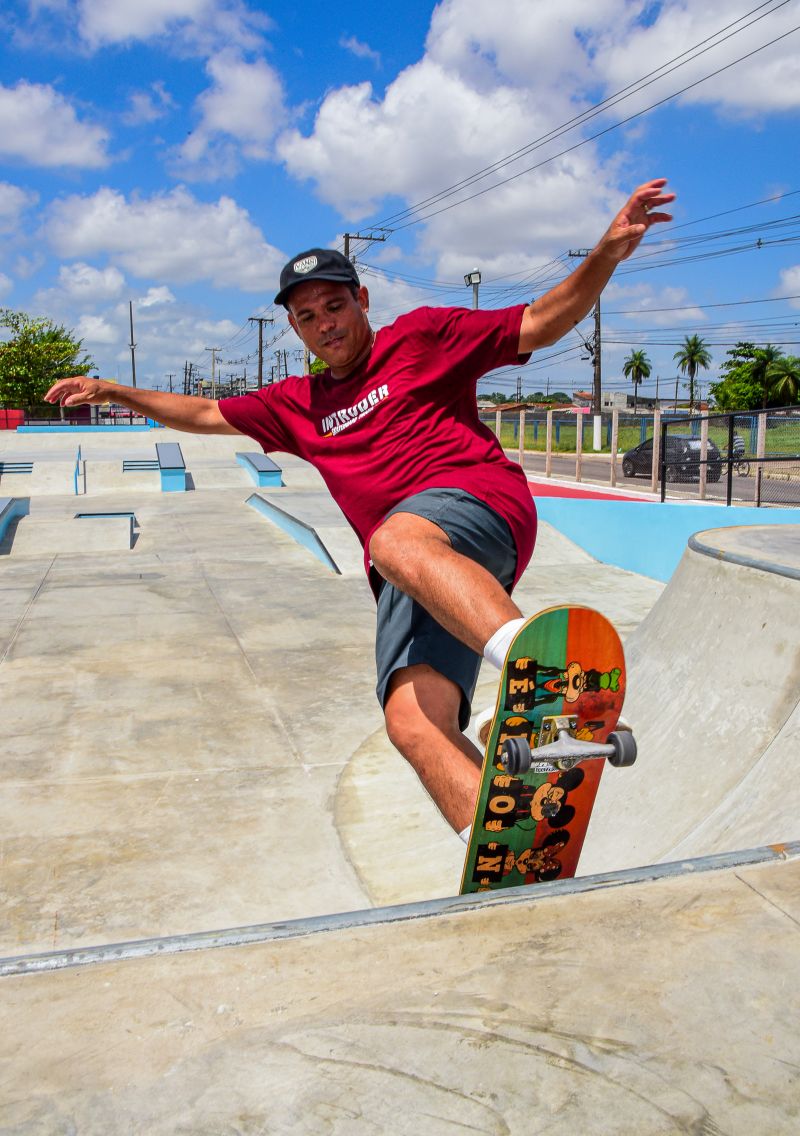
[581,524,800,874]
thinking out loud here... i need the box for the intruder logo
[321,383,389,437]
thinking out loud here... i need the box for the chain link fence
[662,408,800,507]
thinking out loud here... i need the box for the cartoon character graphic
[504,831,571,883]
[471,832,571,887]
[504,655,621,712]
[483,768,585,832]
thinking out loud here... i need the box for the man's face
[287,280,372,379]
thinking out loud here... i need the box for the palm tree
[751,344,784,409]
[622,349,651,413]
[674,335,712,413]
[766,356,800,406]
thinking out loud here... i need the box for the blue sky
[1,0,799,401]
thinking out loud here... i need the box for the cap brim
[274,271,358,307]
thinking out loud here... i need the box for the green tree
[622,348,651,413]
[309,355,327,375]
[766,355,800,406]
[709,343,762,410]
[673,334,711,413]
[750,344,784,409]
[709,342,800,410]
[0,310,94,411]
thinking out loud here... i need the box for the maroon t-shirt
[218,303,537,590]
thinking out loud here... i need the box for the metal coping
[689,529,800,582]
[2,842,797,978]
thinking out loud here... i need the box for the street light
[464,268,481,309]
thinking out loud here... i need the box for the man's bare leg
[383,664,483,834]
[369,511,521,653]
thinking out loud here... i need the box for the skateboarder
[45,178,674,841]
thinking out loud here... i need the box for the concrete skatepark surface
[1,428,798,1132]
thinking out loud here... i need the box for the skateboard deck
[460,605,630,895]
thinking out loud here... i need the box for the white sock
[483,617,527,670]
[459,825,471,844]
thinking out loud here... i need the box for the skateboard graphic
[460,605,636,895]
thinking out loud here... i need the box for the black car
[622,434,722,482]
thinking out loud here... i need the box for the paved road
[519,450,800,506]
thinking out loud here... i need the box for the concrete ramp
[580,524,800,874]
[2,846,798,1133]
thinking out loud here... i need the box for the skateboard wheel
[607,730,637,767]
[501,736,532,775]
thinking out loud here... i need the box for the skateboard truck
[500,715,637,775]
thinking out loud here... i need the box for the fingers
[45,376,97,405]
[631,178,675,223]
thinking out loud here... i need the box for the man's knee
[383,666,462,757]
[369,512,449,578]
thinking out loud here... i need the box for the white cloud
[56,262,126,302]
[603,282,707,326]
[0,182,38,235]
[425,0,624,89]
[277,59,565,221]
[277,0,800,279]
[0,272,12,300]
[138,285,176,308]
[75,0,268,54]
[596,1,800,116]
[43,185,285,291]
[75,313,118,345]
[121,81,175,126]
[778,266,800,308]
[173,49,286,177]
[340,36,381,66]
[0,81,110,168]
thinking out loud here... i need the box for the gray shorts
[374,488,518,731]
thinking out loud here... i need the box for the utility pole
[343,231,388,264]
[166,373,174,393]
[568,249,602,414]
[205,347,220,398]
[128,301,137,388]
[248,315,274,389]
[592,297,602,415]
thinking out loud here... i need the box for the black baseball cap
[274,248,360,307]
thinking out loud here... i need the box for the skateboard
[460,605,636,895]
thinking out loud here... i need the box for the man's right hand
[45,376,110,406]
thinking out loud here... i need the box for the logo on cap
[293,255,318,275]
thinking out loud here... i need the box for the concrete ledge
[236,451,283,487]
[246,492,341,573]
[155,442,186,493]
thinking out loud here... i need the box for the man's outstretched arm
[518,178,675,354]
[44,376,242,435]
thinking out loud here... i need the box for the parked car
[622,435,723,482]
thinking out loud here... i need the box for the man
[46,178,674,841]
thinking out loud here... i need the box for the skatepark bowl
[1,427,799,1133]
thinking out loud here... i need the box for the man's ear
[358,285,370,312]
[287,312,300,338]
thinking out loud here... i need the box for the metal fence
[662,408,800,507]
[479,405,800,507]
